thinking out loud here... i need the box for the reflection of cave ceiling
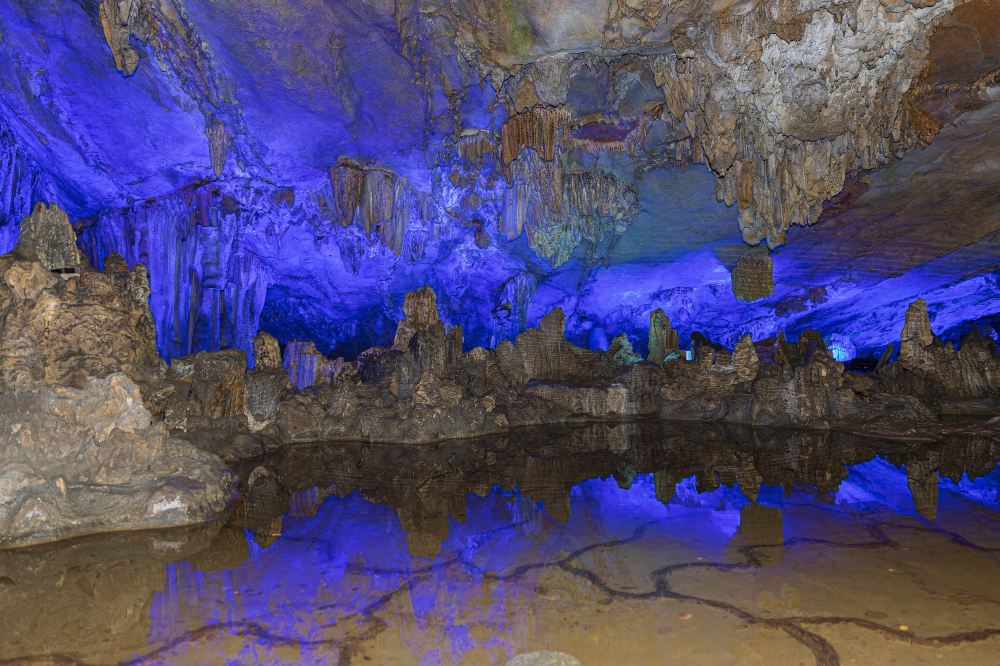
[0,0,997,364]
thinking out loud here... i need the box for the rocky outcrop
[0,373,233,548]
[98,0,141,76]
[0,228,237,547]
[878,298,1000,411]
[14,203,80,273]
[0,253,160,393]
[647,308,679,363]
[259,286,992,445]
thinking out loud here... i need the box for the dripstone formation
[0,0,997,551]
[0,210,997,548]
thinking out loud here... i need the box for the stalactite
[731,251,774,302]
[0,125,52,254]
[456,130,497,165]
[502,152,638,267]
[567,115,650,155]
[329,158,364,227]
[205,121,231,178]
[499,106,571,171]
[491,272,537,346]
[360,168,396,236]
[78,188,271,364]
[98,0,142,76]
[282,340,341,390]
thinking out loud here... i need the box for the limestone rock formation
[253,331,282,370]
[0,254,159,392]
[0,373,233,548]
[14,203,80,273]
[647,308,679,363]
[731,252,774,302]
[98,0,141,76]
[259,286,991,445]
[879,298,1000,411]
[0,237,238,547]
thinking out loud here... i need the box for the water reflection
[1,423,998,665]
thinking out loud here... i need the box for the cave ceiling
[0,0,997,363]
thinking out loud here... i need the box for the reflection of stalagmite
[654,470,677,506]
[730,503,784,565]
[906,458,939,520]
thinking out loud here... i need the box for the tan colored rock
[0,256,160,393]
[15,202,80,272]
[0,373,233,548]
[253,331,282,369]
[731,252,774,302]
[732,335,760,382]
[647,308,679,363]
[98,0,141,76]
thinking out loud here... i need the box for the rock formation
[15,203,80,272]
[0,1,997,551]
[259,287,993,446]
[731,251,774,302]
[878,298,1000,411]
[647,309,680,363]
[0,227,235,547]
[0,373,232,548]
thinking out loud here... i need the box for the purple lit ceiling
[0,0,997,364]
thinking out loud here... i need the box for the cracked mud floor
[1,426,998,665]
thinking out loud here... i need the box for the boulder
[0,374,234,548]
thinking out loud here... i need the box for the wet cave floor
[1,423,999,666]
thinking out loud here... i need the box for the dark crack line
[6,514,997,666]
[549,518,1000,666]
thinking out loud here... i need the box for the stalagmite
[647,308,679,363]
[253,331,282,370]
[15,203,80,273]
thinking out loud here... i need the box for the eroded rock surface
[0,373,232,548]
[263,286,994,445]
[0,225,235,547]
